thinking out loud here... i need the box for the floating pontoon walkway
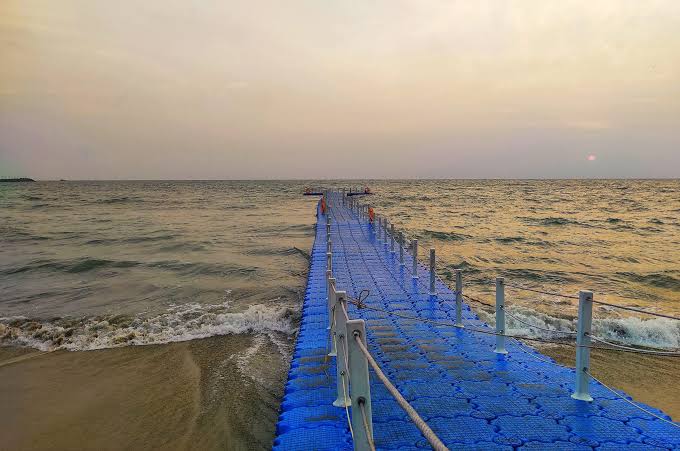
[273,193,679,450]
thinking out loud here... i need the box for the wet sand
[1,339,677,451]
[0,334,289,451]
[539,344,680,420]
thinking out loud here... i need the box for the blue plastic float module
[273,194,679,450]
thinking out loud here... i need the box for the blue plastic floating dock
[274,196,679,450]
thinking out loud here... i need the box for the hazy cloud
[1,0,679,179]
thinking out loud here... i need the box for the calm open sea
[1,180,679,449]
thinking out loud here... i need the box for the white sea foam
[475,305,680,350]
[0,301,296,352]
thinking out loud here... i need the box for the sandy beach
[0,335,287,451]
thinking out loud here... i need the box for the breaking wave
[0,301,298,352]
[475,304,680,350]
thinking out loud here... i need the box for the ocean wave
[85,235,176,245]
[2,258,259,277]
[494,236,525,244]
[423,230,471,241]
[475,305,680,350]
[616,271,680,290]
[0,301,297,351]
[94,196,140,204]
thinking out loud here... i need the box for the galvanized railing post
[328,279,337,356]
[333,291,351,407]
[412,239,418,279]
[326,218,331,237]
[327,239,332,254]
[326,269,333,331]
[455,269,463,327]
[383,220,388,245]
[327,252,332,273]
[494,277,508,354]
[429,248,436,295]
[377,217,382,243]
[390,224,395,254]
[572,290,594,402]
[346,319,373,451]
[399,232,405,266]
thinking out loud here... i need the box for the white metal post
[346,319,373,451]
[412,239,419,279]
[429,248,436,295]
[572,290,594,402]
[399,232,405,266]
[328,280,337,356]
[494,277,508,354]
[455,269,463,327]
[326,270,333,331]
[390,224,395,254]
[333,291,351,407]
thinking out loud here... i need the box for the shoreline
[0,335,288,451]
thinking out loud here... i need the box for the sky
[1,0,679,179]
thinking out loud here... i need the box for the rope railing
[358,400,376,451]
[350,296,680,355]
[321,189,680,450]
[353,333,449,451]
[504,282,580,300]
[589,335,680,356]
[591,299,680,321]
[463,294,679,353]
[504,283,680,321]
[501,305,578,336]
[324,193,449,450]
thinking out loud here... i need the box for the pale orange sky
[1,1,679,179]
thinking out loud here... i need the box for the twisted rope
[359,399,376,451]
[504,283,579,300]
[589,335,680,356]
[353,334,449,451]
[591,299,680,321]
[346,298,680,356]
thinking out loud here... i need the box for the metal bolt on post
[572,290,594,402]
[455,269,463,327]
[494,277,508,354]
[346,319,373,451]
[332,291,351,407]
[412,239,419,279]
[429,248,436,295]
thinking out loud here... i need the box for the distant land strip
[0,178,35,183]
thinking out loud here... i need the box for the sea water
[1,179,678,448]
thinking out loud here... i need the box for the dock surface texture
[273,195,679,450]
